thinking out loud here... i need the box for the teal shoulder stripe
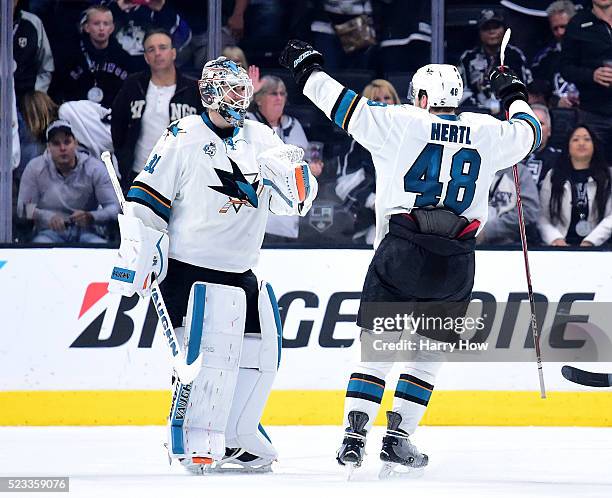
[127,187,171,222]
[333,89,358,128]
[511,111,542,153]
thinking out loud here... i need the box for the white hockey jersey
[304,71,542,247]
[124,112,314,272]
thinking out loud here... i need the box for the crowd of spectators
[6,0,612,248]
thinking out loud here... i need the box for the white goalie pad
[224,281,282,462]
[108,214,168,297]
[258,144,318,216]
[168,282,247,462]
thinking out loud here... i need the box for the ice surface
[1,426,611,498]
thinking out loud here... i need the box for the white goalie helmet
[198,56,254,127]
[409,64,463,110]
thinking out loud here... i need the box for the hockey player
[107,56,318,473]
[279,40,541,476]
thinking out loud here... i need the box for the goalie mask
[408,64,463,110]
[198,57,254,127]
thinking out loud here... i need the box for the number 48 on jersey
[404,144,481,214]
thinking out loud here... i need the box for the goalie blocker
[108,210,169,297]
[166,273,282,471]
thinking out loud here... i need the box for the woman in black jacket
[539,124,612,247]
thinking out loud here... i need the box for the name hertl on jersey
[304,71,542,247]
[124,113,285,272]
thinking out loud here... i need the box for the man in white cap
[17,119,119,244]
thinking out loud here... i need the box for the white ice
[1,426,611,498]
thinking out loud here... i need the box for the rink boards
[1,248,611,426]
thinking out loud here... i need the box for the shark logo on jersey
[165,122,185,138]
[203,141,217,157]
[209,158,263,213]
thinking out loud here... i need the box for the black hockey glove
[279,39,324,90]
[489,66,528,111]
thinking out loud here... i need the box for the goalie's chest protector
[167,117,272,272]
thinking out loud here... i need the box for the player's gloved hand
[489,66,528,111]
[259,144,317,215]
[279,39,324,90]
[108,214,169,298]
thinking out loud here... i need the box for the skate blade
[345,462,359,481]
[180,456,214,475]
[205,463,273,474]
[183,463,212,475]
[378,462,425,480]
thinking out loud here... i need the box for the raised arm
[489,66,542,168]
[279,40,408,155]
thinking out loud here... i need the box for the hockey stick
[101,151,202,384]
[562,366,612,388]
[500,29,547,399]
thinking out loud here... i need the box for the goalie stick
[500,29,547,399]
[562,366,612,388]
[101,151,202,384]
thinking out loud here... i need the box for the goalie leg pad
[224,281,282,461]
[167,282,246,462]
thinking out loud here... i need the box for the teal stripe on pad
[300,164,311,198]
[265,283,283,369]
[258,423,272,443]
[187,284,206,365]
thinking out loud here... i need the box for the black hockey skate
[336,411,368,478]
[379,411,428,479]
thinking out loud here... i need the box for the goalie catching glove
[258,144,318,216]
[108,213,169,297]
